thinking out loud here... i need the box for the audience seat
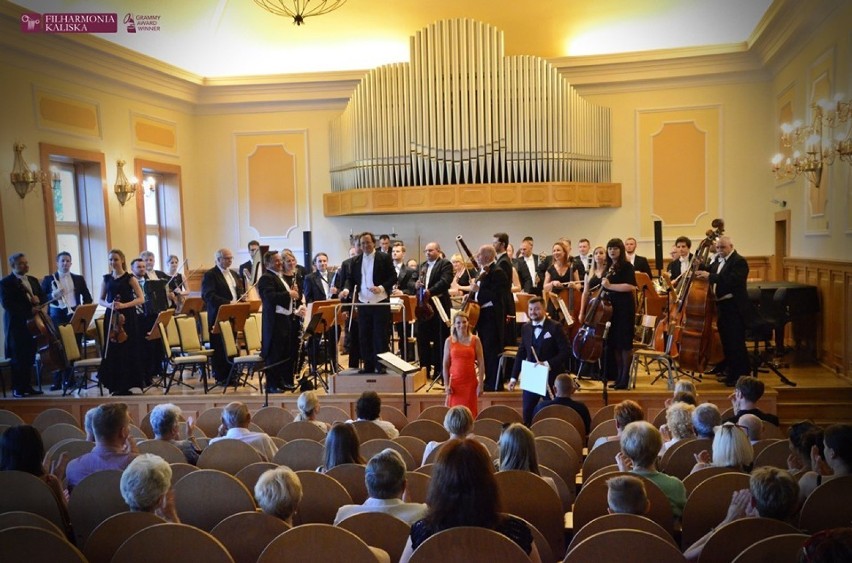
[82,511,165,563]
[695,517,800,563]
[417,405,449,423]
[590,405,617,429]
[337,511,411,563]
[137,439,188,464]
[477,405,523,424]
[531,404,586,440]
[380,405,409,431]
[565,529,686,563]
[293,470,353,525]
[112,522,234,563]
[534,437,580,494]
[730,533,809,563]
[210,511,290,563]
[361,438,418,471]
[252,406,292,436]
[0,409,25,426]
[408,526,531,563]
[581,439,622,483]
[661,438,713,480]
[495,469,566,559]
[195,407,225,438]
[233,461,278,493]
[680,472,751,548]
[173,469,256,532]
[399,419,450,443]
[67,469,127,546]
[682,466,745,497]
[315,405,352,426]
[472,417,504,441]
[169,462,199,486]
[0,510,65,537]
[752,439,791,469]
[587,419,618,449]
[393,436,428,466]
[584,463,619,484]
[277,420,328,442]
[567,513,677,554]
[326,463,369,504]
[197,438,264,474]
[531,418,584,457]
[538,466,574,512]
[352,419,395,442]
[273,438,324,471]
[32,408,80,432]
[402,471,431,504]
[0,525,86,563]
[258,523,388,563]
[40,423,86,452]
[44,438,94,468]
[798,475,852,533]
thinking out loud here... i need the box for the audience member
[254,466,303,526]
[84,407,96,441]
[399,439,542,563]
[294,391,330,432]
[691,422,754,474]
[659,403,696,456]
[787,421,824,475]
[692,403,722,439]
[616,421,687,519]
[498,423,558,494]
[120,454,179,522]
[606,474,650,515]
[797,423,852,503]
[799,528,852,563]
[66,402,138,491]
[334,448,428,525]
[209,402,278,461]
[670,391,697,406]
[737,413,763,444]
[593,400,644,449]
[674,380,697,398]
[422,405,473,465]
[350,391,399,439]
[532,373,591,435]
[727,376,780,426]
[149,403,200,464]
[319,422,365,473]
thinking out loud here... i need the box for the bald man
[202,248,245,385]
[414,242,453,381]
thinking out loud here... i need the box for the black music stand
[378,352,419,417]
[144,310,177,392]
[299,311,331,392]
[143,279,169,315]
[68,303,97,356]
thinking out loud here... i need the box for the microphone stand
[600,321,611,405]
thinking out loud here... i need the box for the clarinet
[291,271,308,380]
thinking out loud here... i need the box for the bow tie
[533,323,543,329]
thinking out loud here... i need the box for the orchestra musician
[40,251,93,391]
[579,246,608,322]
[448,253,474,303]
[378,234,392,254]
[99,249,146,395]
[239,240,264,286]
[492,233,517,347]
[257,251,298,392]
[625,237,653,277]
[543,240,581,322]
[415,242,454,381]
[599,239,637,390]
[130,258,161,386]
[303,252,336,303]
[140,250,168,281]
[667,236,694,281]
[470,244,510,391]
[165,254,185,309]
[201,248,245,385]
[281,250,307,386]
[576,238,593,271]
[1,253,46,397]
[391,243,416,296]
[515,237,539,295]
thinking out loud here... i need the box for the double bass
[28,307,65,373]
[572,266,615,363]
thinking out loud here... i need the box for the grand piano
[747,281,820,362]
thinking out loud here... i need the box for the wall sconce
[114,159,139,206]
[10,142,46,199]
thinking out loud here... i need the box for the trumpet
[51,276,73,314]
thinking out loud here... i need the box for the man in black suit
[625,237,653,277]
[695,236,751,386]
[344,232,396,373]
[257,251,298,392]
[415,242,453,380]
[1,252,46,397]
[472,244,510,391]
[492,232,516,346]
[390,243,416,360]
[666,236,693,281]
[238,240,263,287]
[41,251,94,390]
[303,252,335,304]
[508,297,571,425]
[201,248,244,384]
[515,237,538,294]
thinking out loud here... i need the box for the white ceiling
[13,0,774,77]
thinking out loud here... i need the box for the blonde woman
[691,422,755,474]
[294,391,330,432]
[442,312,485,416]
[448,253,473,299]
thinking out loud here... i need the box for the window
[134,159,185,270]
[51,163,84,275]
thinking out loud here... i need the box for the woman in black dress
[543,240,581,321]
[98,249,145,395]
[165,254,185,309]
[600,238,637,390]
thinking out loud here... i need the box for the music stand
[143,279,169,316]
[144,310,177,392]
[211,303,251,334]
[248,300,262,314]
[377,352,419,417]
[306,299,344,371]
[179,296,204,320]
[68,304,97,356]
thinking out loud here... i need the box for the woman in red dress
[442,311,485,416]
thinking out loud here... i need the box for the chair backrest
[352,419,394,442]
[233,461,279,493]
[315,405,351,426]
[696,517,800,563]
[199,311,211,343]
[326,463,369,504]
[750,438,782,458]
[112,522,235,563]
[565,529,686,563]
[590,405,617,429]
[587,419,618,448]
[258,523,382,563]
[538,465,574,512]
[394,436,428,467]
[67,469,128,546]
[730,533,809,563]
[534,437,580,493]
[414,463,435,476]
[651,408,668,428]
[495,470,565,559]
[0,525,86,563]
[0,510,65,536]
[195,407,224,438]
[474,434,500,460]
[409,526,532,563]
[661,438,713,480]
[177,316,205,353]
[753,439,792,469]
[242,316,262,352]
[571,471,675,537]
[581,439,623,482]
[173,469,256,532]
[139,411,156,439]
[166,318,180,349]
[136,439,189,464]
[472,417,504,441]
[170,462,199,485]
[82,511,165,563]
[403,471,431,504]
[683,466,746,497]
[361,438,418,470]
[417,405,449,423]
[252,406,292,436]
[380,405,409,430]
[798,475,852,533]
[400,419,451,443]
[531,404,587,439]
[32,408,80,432]
[530,417,584,456]
[40,422,87,452]
[681,472,752,547]
[585,463,619,484]
[273,438,325,471]
[44,438,94,467]
[477,405,523,424]
[337,511,411,563]
[761,422,784,440]
[197,438,264,474]
[278,420,328,441]
[0,408,25,426]
[292,471,353,525]
[218,320,239,358]
[159,322,173,356]
[567,513,677,554]
[58,323,81,363]
[719,407,734,421]
[210,511,290,563]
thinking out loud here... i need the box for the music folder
[377,352,419,376]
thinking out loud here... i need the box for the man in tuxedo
[238,240,263,287]
[471,244,510,391]
[257,251,298,392]
[390,244,416,296]
[303,252,335,304]
[344,232,396,373]
[666,236,693,281]
[625,237,653,277]
[1,252,46,397]
[492,232,516,347]
[140,250,168,281]
[378,234,392,254]
[695,236,751,386]
[515,237,538,294]
[508,297,571,425]
[415,242,453,381]
[130,258,161,386]
[41,251,93,390]
[202,248,244,384]
[577,238,592,269]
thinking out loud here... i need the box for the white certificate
[519,360,549,397]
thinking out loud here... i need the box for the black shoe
[283,383,297,391]
[266,386,282,394]
[12,390,29,398]
[612,385,629,390]
[26,387,43,395]
[113,389,134,396]
[50,383,63,391]
[376,366,387,375]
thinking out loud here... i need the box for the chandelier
[114,159,139,206]
[253,0,348,26]
[10,143,46,199]
[772,95,852,188]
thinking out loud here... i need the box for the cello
[454,235,482,327]
[414,264,435,321]
[28,306,66,373]
[572,266,615,363]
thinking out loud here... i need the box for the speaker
[653,220,664,273]
[303,231,312,268]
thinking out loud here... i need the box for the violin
[108,299,128,344]
[572,265,616,363]
[415,265,435,321]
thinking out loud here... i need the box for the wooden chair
[170,462,199,485]
[539,465,574,512]
[137,439,189,464]
[394,436,428,467]
[798,475,852,533]
[567,513,677,554]
[112,522,235,563]
[173,469,257,532]
[414,463,435,476]
[67,469,128,546]
[128,424,147,441]
[565,529,686,563]
[570,471,675,537]
[337,511,411,563]
[753,439,791,469]
[252,406,292,436]
[730,533,809,563]
[590,405,617,429]
[326,463,369,504]
[651,408,668,428]
[0,525,86,563]
[273,438,325,471]
[210,511,290,563]
[477,405,523,424]
[258,523,386,563]
[423,441,448,465]
[400,419,450,443]
[197,438,264,474]
[681,472,751,548]
[718,407,735,420]
[585,463,619,484]
[587,419,618,449]
[0,510,64,536]
[682,466,745,497]
[361,438,418,470]
[218,319,264,393]
[316,405,352,426]
[161,321,210,393]
[409,526,532,563]
[58,323,103,396]
[696,517,800,563]
[32,408,80,432]
[510,515,553,563]
[474,434,500,460]
[495,470,565,559]
[138,411,156,439]
[195,407,224,438]
[531,404,587,439]
[292,471,353,525]
[40,422,86,452]
[403,470,431,504]
[381,405,410,431]
[417,405,449,423]
[0,408,25,426]
[82,511,165,563]
[761,422,784,440]
[661,438,713,480]
[353,419,395,441]
[530,417,584,456]
[234,461,278,493]
[44,438,94,467]
[581,439,622,482]
[534,437,580,493]
[472,417,504,441]
[278,420,328,441]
